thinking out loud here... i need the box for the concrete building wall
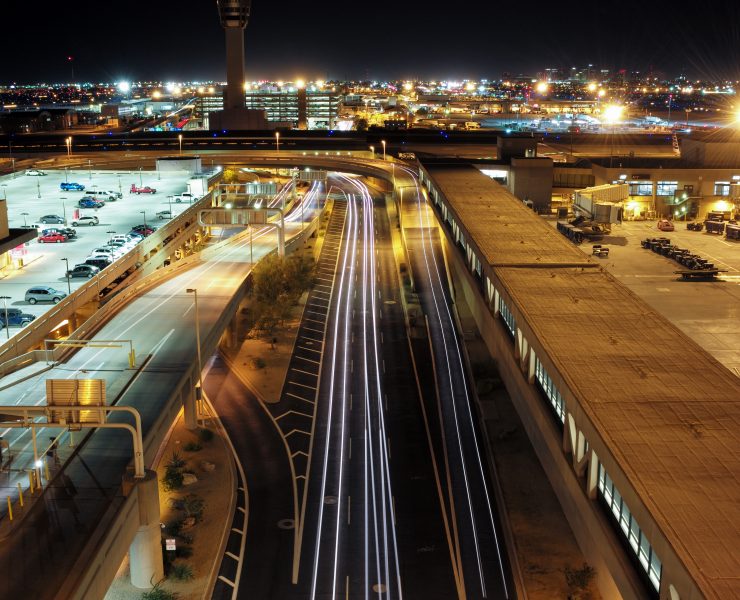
[508,157,553,213]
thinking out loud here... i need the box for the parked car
[38,232,68,243]
[25,286,67,304]
[110,234,139,244]
[71,215,99,227]
[130,184,157,194]
[130,224,155,235]
[657,219,675,232]
[92,246,121,257]
[38,214,65,224]
[172,192,196,203]
[87,189,122,200]
[156,210,172,220]
[0,308,36,328]
[86,252,117,263]
[60,182,85,191]
[26,169,47,176]
[84,257,113,270]
[41,227,76,239]
[78,198,104,209]
[67,264,100,279]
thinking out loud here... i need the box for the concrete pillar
[183,383,198,431]
[586,449,599,499]
[127,469,164,588]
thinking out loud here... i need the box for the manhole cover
[277,519,295,530]
[324,495,337,505]
[372,583,387,593]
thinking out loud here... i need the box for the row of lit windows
[534,357,566,423]
[598,464,662,592]
[498,296,516,338]
[626,181,735,197]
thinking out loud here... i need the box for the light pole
[168,196,173,218]
[64,167,69,183]
[178,134,183,155]
[21,212,29,227]
[65,137,71,157]
[117,173,122,195]
[61,258,71,294]
[275,131,280,152]
[88,158,92,181]
[369,145,375,159]
[37,179,41,199]
[138,167,143,187]
[61,199,67,224]
[140,210,147,228]
[685,108,691,128]
[381,139,387,161]
[1,185,6,200]
[185,288,203,400]
[0,296,11,341]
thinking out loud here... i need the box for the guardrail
[0,192,215,369]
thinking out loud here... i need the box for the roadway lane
[400,166,514,600]
[295,178,458,600]
[205,355,294,600]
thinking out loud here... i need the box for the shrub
[167,452,186,470]
[169,562,194,582]
[197,428,214,444]
[182,494,206,522]
[565,563,596,591]
[161,467,184,492]
[164,518,185,537]
[141,583,178,600]
[183,441,202,452]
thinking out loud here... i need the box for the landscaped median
[105,411,235,600]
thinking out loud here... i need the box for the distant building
[0,108,77,133]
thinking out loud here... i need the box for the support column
[183,383,197,431]
[587,449,599,500]
[128,469,164,589]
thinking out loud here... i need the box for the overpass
[414,160,740,600]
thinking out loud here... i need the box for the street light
[369,145,375,159]
[88,158,92,181]
[381,140,387,161]
[178,134,183,155]
[65,137,72,157]
[275,131,280,152]
[140,210,147,228]
[20,212,29,227]
[0,296,11,341]
[185,288,203,403]
[61,258,71,294]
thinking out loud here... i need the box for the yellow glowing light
[277,80,284,87]
[603,104,624,123]
[152,90,162,99]
[403,82,413,91]
[295,79,306,89]
[316,80,325,88]
[197,86,205,93]
[587,83,597,92]
[536,81,549,94]
[243,82,250,91]
[598,89,606,98]
[715,200,730,211]
[465,82,476,92]
[208,86,215,93]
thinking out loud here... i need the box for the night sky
[2,0,739,83]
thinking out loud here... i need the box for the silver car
[25,286,68,304]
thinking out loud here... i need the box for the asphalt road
[400,165,514,600]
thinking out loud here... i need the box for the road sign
[46,379,106,424]
[165,538,176,551]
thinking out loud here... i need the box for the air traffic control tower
[211,0,267,129]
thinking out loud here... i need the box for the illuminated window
[714,182,730,196]
[598,463,662,593]
[629,181,653,196]
[656,181,678,196]
[498,296,516,338]
[534,357,565,423]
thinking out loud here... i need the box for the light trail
[399,165,509,598]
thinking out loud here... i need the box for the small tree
[222,168,239,184]
[355,118,368,132]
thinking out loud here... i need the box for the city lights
[535,81,549,94]
[603,104,624,123]
[116,81,130,93]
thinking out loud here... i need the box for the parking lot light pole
[138,167,143,187]
[275,131,280,152]
[140,211,147,228]
[117,174,122,195]
[61,258,71,294]
[185,288,203,403]
[21,212,29,227]
[0,296,11,340]
[178,134,183,155]
[381,139,387,161]
[88,159,92,181]
[37,179,41,199]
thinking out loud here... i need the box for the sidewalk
[105,412,234,600]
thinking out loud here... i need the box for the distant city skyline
[2,0,739,83]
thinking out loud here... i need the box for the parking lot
[0,168,196,337]
[555,218,740,375]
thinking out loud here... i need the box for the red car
[38,232,67,243]
[130,184,157,194]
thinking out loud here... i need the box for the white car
[26,169,47,176]
[71,215,99,227]
[93,246,125,258]
[86,253,115,263]
[172,193,198,203]
[88,189,122,201]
